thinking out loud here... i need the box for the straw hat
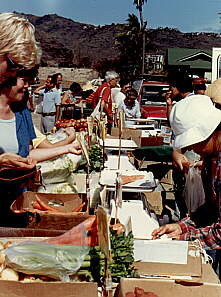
[170,95,221,149]
[205,79,221,104]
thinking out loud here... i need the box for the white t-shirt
[118,100,141,127]
[111,87,121,101]
[114,91,126,108]
[0,117,18,154]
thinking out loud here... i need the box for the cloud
[191,20,221,33]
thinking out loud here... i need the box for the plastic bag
[4,216,97,281]
[91,98,101,120]
[44,215,98,247]
[183,166,205,213]
[4,241,89,282]
[38,155,74,185]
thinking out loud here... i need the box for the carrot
[32,200,43,211]
[72,202,86,212]
[36,197,62,212]
[22,208,38,213]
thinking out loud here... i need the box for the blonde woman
[0,12,41,170]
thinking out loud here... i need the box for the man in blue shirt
[34,74,61,134]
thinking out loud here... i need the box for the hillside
[19,13,221,67]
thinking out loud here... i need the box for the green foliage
[89,144,103,172]
[85,230,138,283]
[109,229,138,282]
[116,14,143,79]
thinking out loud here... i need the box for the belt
[42,112,56,117]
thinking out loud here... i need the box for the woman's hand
[0,153,36,170]
[67,140,82,155]
[172,149,192,173]
[165,91,173,106]
[152,223,182,240]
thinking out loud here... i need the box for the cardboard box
[116,276,221,297]
[0,276,97,297]
[140,136,164,147]
[133,242,202,277]
[111,127,166,147]
[10,192,90,230]
[0,227,64,238]
[144,191,163,215]
[160,169,174,185]
[111,127,142,146]
[200,263,220,284]
[0,236,98,297]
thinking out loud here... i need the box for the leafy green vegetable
[79,230,137,283]
[89,144,103,172]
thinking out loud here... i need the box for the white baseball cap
[170,95,221,149]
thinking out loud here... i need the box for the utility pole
[142,25,146,76]
[134,0,147,76]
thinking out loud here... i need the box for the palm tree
[133,0,147,28]
[133,0,148,75]
[116,14,143,79]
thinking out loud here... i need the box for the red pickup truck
[137,81,170,119]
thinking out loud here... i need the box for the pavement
[32,112,41,131]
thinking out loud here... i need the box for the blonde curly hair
[0,12,41,68]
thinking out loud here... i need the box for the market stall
[0,109,220,297]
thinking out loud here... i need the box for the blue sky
[0,0,221,33]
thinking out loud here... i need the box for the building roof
[167,48,212,70]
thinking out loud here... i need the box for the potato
[22,275,37,283]
[1,268,19,281]
[3,241,13,249]
[0,242,4,251]
[0,253,5,265]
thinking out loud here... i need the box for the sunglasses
[6,55,25,72]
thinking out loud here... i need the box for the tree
[133,0,148,75]
[133,0,147,28]
[116,14,143,79]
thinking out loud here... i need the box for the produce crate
[0,227,65,238]
[141,136,164,146]
[0,279,98,297]
[0,235,98,297]
[10,192,91,230]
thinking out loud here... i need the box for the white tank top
[0,117,19,154]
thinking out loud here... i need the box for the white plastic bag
[91,98,101,120]
[90,86,107,120]
[183,166,205,213]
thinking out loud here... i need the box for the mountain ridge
[17,12,221,67]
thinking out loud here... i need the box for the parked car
[136,81,170,119]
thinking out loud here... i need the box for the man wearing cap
[152,95,221,251]
[166,76,202,217]
[192,78,207,95]
[165,76,194,121]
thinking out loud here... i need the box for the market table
[132,145,173,164]
[60,104,93,120]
